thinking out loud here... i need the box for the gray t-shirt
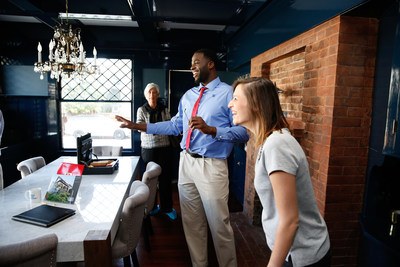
[254,128,330,267]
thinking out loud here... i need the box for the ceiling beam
[126,0,159,43]
[8,0,56,28]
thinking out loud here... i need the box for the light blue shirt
[146,77,249,159]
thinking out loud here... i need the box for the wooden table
[0,156,140,266]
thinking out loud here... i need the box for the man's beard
[195,70,209,84]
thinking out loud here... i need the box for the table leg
[84,230,112,267]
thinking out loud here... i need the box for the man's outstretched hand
[115,115,132,128]
[115,115,147,132]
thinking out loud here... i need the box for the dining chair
[141,161,162,252]
[16,156,46,178]
[92,146,123,156]
[112,180,149,267]
[0,233,58,266]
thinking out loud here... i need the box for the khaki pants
[178,151,237,267]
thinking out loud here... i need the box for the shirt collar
[198,77,220,92]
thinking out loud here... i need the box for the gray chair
[112,180,149,267]
[16,156,46,178]
[0,233,58,266]
[141,161,162,252]
[92,146,123,156]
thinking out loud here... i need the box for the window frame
[58,58,134,151]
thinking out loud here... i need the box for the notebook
[12,204,75,227]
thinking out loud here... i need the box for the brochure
[44,174,81,204]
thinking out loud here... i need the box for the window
[61,58,132,149]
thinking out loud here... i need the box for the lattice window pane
[60,58,133,149]
[61,58,132,101]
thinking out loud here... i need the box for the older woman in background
[137,83,177,220]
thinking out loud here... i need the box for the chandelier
[33,0,99,81]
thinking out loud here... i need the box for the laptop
[12,204,75,227]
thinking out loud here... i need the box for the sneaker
[165,209,177,221]
[149,205,160,216]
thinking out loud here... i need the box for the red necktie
[185,86,207,150]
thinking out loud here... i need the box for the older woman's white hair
[144,83,160,96]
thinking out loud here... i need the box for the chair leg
[142,219,151,252]
[131,249,139,267]
[123,255,131,267]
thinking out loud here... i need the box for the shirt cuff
[215,127,233,142]
[146,123,156,134]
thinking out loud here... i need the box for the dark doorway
[168,70,196,182]
[168,70,196,116]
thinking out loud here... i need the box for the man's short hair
[195,48,218,65]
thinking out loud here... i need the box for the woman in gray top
[228,77,330,267]
[137,83,177,220]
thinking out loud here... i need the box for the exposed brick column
[324,16,378,266]
[246,15,378,266]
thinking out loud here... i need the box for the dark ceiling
[0,0,269,66]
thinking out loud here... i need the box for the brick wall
[269,49,305,120]
[246,15,378,266]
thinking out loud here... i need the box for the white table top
[0,156,140,262]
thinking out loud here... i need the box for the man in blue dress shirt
[116,48,249,267]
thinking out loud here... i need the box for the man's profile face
[191,52,211,84]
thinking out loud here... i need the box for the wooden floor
[111,182,271,267]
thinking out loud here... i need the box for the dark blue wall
[0,96,59,187]
[359,1,400,266]
[226,0,368,73]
